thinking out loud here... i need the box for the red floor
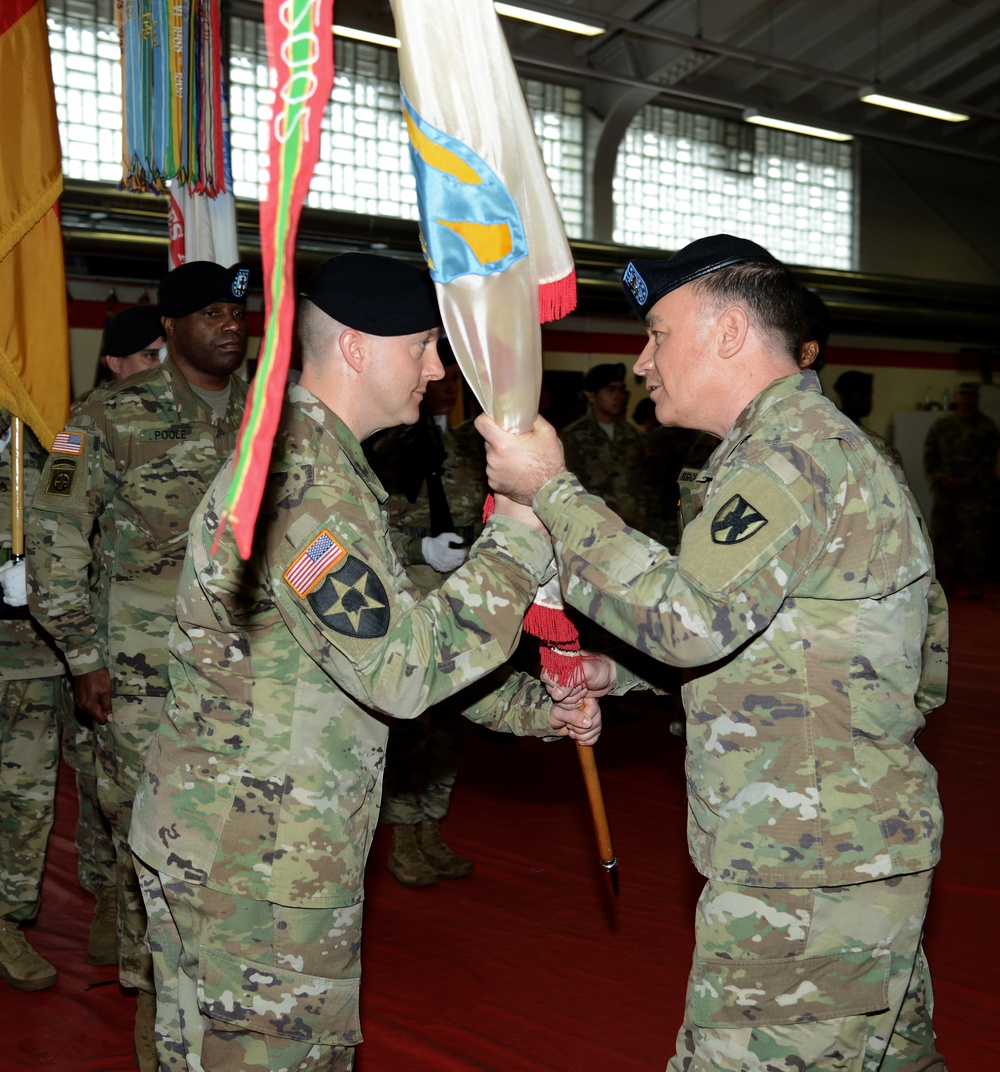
[6,591,998,1071]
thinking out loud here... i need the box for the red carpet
[6,592,998,1071]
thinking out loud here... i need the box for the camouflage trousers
[137,862,362,1072]
[669,871,945,1072]
[61,704,115,896]
[380,703,463,826]
[94,694,164,992]
[930,498,987,593]
[0,674,66,921]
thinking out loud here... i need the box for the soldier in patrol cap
[26,260,250,1070]
[477,234,946,1072]
[128,252,600,1072]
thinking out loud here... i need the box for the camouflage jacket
[560,411,646,529]
[1,414,64,679]
[26,357,247,698]
[130,383,557,909]
[536,371,943,889]
[924,410,1000,492]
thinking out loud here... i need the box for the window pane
[612,104,854,271]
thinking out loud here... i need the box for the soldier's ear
[338,328,366,374]
[161,316,177,341]
[716,305,749,360]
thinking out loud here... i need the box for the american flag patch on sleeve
[52,432,84,455]
[284,529,347,597]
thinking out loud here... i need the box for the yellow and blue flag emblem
[402,92,526,283]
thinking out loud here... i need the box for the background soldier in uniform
[129,253,600,1072]
[560,362,646,530]
[478,235,946,1072]
[26,262,250,1069]
[367,337,489,887]
[0,411,70,991]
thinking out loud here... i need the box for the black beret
[834,370,873,395]
[582,362,626,392]
[159,262,251,318]
[621,234,780,320]
[101,305,164,358]
[302,253,440,336]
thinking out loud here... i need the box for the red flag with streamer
[216,0,335,558]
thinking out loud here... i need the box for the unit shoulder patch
[284,529,347,597]
[307,555,390,639]
[711,494,768,544]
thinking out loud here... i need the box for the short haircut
[297,298,343,367]
[691,262,805,360]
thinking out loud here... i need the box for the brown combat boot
[0,918,57,991]
[386,824,438,888]
[134,989,158,1072]
[416,819,474,878]
[87,885,118,966]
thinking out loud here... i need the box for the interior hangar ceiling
[333,0,1000,162]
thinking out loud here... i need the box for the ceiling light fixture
[858,88,968,123]
[333,24,400,49]
[493,3,605,37]
[743,109,853,142]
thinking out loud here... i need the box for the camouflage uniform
[366,417,487,829]
[1,418,69,928]
[26,357,247,990]
[560,410,647,530]
[534,372,946,1071]
[130,383,559,1071]
[923,409,1000,594]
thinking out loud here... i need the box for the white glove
[0,558,28,607]
[421,532,468,572]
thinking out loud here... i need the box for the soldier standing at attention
[924,381,999,599]
[26,262,250,1070]
[560,362,646,529]
[477,235,946,1072]
[367,337,488,887]
[128,253,600,1072]
[0,412,70,991]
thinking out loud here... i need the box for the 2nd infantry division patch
[307,556,390,639]
[711,494,768,544]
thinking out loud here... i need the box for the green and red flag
[216,0,335,558]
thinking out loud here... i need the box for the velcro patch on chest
[284,529,347,597]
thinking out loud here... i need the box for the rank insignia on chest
[711,494,768,544]
[51,432,84,455]
[284,529,347,597]
[307,556,390,639]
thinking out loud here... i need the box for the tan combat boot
[87,885,118,966]
[0,918,58,991]
[134,990,158,1072]
[386,823,438,887]
[416,819,474,878]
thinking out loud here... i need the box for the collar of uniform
[160,355,239,427]
[715,369,820,463]
[285,382,388,504]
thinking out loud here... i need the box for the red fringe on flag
[538,268,577,324]
[482,494,587,688]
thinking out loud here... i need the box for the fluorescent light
[743,109,853,142]
[494,3,605,36]
[858,88,968,123]
[334,24,400,49]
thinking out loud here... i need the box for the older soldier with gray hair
[477,235,946,1072]
[129,252,600,1072]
